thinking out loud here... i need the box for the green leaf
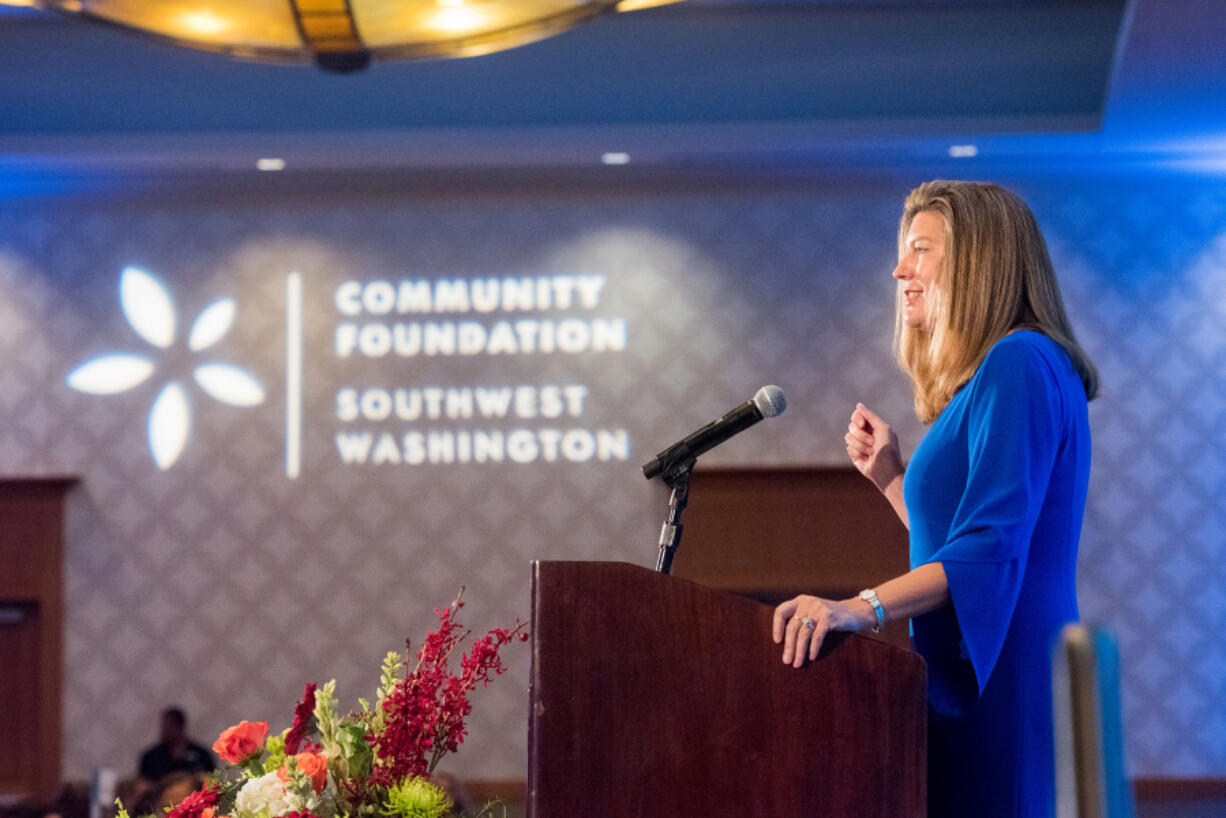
[337,721,374,780]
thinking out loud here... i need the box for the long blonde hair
[896,180,1098,422]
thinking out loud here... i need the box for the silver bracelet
[858,588,886,633]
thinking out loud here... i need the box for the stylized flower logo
[67,267,266,469]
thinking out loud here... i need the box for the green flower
[263,733,287,774]
[382,776,452,818]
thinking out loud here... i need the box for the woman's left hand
[772,594,871,668]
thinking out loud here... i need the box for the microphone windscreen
[753,385,787,418]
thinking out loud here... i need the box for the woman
[772,180,1097,816]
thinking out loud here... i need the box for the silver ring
[800,617,816,630]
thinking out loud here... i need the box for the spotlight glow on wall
[66,354,155,395]
[120,266,176,349]
[148,382,191,470]
[188,299,237,350]
[67,267,266,470]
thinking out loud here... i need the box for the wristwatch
[858,588,886,632]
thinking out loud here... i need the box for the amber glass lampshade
[25,0,672,72]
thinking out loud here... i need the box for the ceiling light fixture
[27,0,683,73]
[601,152,631,165]
[949,144,979,158]
[256,158,287,171]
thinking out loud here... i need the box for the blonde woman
[773,180,1097,816]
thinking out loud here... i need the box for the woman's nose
[893,259,911,280]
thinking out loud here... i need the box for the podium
[528,561,927,817]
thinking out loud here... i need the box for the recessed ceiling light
[256,158,286,171]
[601,152,631,165]
[949,144,979,158]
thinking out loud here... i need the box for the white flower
[66,267,265,469]
[234,772,292,818]
[233,767,339,818]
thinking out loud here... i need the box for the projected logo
[66,267,266,469]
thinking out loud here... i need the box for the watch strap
[858,588,885,633]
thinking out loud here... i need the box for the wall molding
[1134,778,1226,800]
[465,778,1226,807]
[465,779,526,807]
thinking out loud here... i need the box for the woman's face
[894,209,946,329]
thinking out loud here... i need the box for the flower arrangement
[121,592,527,818]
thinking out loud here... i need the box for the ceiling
[1,0,1225,191]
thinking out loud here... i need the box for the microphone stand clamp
[654,456,695,575]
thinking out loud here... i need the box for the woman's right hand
[845,403,904,493]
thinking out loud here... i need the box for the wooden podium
[528,561,927,817]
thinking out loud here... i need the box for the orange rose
[212,720,269,763]
[277,751,328,794]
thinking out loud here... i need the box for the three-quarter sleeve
[914,336,1064,714]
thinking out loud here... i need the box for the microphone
[642,385,787,480]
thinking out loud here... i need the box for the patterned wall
[0,173,1222,782]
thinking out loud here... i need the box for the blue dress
[904,330,1091,817]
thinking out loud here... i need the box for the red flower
[285,683,317,755]
[167,786,218,818]
[368,591,527,785]
[213,720,269,763]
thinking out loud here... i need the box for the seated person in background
[149,773,206,814]
[48,782,90,818]
[0,782,88,818]
[137,707,215,784]
[127,771,208,818]
[114,777,152,818]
